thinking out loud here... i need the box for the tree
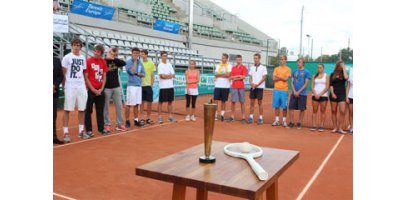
[315,48,353,63]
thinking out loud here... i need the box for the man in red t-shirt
[84,44,108,137]
[228,55,248,123]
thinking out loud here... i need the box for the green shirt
[141,60,157,86]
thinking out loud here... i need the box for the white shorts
[64,88,88,111]
[126,86,142,106]
[185,88,199,96]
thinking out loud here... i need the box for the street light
[306,34,311,61]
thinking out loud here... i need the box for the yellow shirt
[141,60,156,86]
[273,65,291,91]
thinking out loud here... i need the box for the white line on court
[54,101,273,149]
[295,134,345,200]
[53,192,77,200]
[53,118,187,149]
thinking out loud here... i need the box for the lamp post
[266,39,271,66]
[306,34,311,61]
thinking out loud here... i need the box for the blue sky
[210,0,353,58]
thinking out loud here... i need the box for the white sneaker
[191,115,196,121]
[282,121,288,127]
[63,134,71,143]
[185,115,191,121]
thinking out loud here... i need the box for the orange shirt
[273,65,291,91]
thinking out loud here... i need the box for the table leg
[266,180,278,200]
[196,188,208,200]
[172,183,186,200]
[249,193,263,200]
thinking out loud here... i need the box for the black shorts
[142,86,153,102]
[329,93,346,102]
[249,88,263,100]
[312,96,328,102]
[289,94,307,110]
[159,88,174,102]
[349,98,353,104]
[213,88,229,102]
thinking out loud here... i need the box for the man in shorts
[61,38,88,142]
[157,51,176,124]
[125,47,145,128]
[271,54,291,127]
[248,53,267,125]
[140,49,156,125]
[84,44,109,136]
[228,55,248,123]
[213,53,232,121]
[287,58,311,129]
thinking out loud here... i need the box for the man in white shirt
[213,53,232,121]
[61,38,88,143]
[157,51,176,124]
[248,53,267,125]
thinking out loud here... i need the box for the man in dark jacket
[53,57,64,144]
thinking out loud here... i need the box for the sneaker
[247,117,253,124]
[185,115,191,121]
[220,115,225,122]
[63,134,71,143]
[338,129,347,134]
[84,131,94,139]
[240,118,247,124]
[257,118,263,125]
[146,119,154,125]
[272,120,280,126]
[191,115,196,121]
[282,121,288,127]
[78,130,84,138]
[287,122,294,128]
[134,119,145,127]
[215,114,218,121]
[310,127,317,131]
[125,120,131,128]
[227,117,235,122]
[349,128,353,134]
[53,137,64,144]
[168,116,176,123]
[116,124,128,132]
[104,125,111,132]
[157,116,163,124]
[319,127,325,132]
[331,128,337,133]
[296,122,302,129]
[100,129,110,135]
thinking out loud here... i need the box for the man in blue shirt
[287,58,312,129]
[125,47,145,128]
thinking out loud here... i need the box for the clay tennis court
[53,90,352,200]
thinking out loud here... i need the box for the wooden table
[136,141,299,200]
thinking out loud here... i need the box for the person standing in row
[61,38,88,143]
[125,47,145,128]
[271,55,291,127]
[103,47,127,132]
[53,56,64,144]
[140,49,156,125]
[228,55,248,123]
[213,53,232,121]
[185,60,200,121]
[84,44,109,136]
[310,63,330,132]
[157,51,176,124]
[287,58,311,129]
[329,61,349,134]
[247,53,267,125]
[346,68,353,134]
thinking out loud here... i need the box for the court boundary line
[295,134,345,200]
[53,192,77,200]
[54,101,273,149]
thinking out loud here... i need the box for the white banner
[53,14,69,33]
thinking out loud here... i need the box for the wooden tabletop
[136,141,299,199]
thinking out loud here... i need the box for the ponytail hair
[315,63,325,78]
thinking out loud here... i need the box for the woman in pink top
[185,60,200,121]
